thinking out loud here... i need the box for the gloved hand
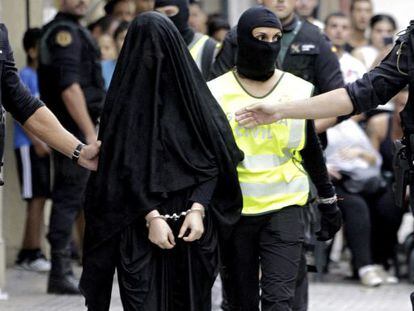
[316,203,342,241]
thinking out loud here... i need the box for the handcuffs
[146,206,205,228]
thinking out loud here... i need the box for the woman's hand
[146,210,175,249]
[178,203,205,242]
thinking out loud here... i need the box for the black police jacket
[38,13,105,132]
[345,22,412,129]
[0,24,43,124]
[280,20,344,95]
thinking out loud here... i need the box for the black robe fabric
[80,12,243,310]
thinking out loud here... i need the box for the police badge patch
[55,31,73,47]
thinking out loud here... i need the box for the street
[0,267,413,311]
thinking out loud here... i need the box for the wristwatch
[72,143,85,164]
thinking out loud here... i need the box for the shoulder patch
[55,31,72,47]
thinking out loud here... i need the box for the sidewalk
[0,267,413,310]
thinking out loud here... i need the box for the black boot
[411,292,414,311]
[47,249,80,295]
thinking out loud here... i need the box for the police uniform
[211,15,344,311]
[38,12,105,294]
[0,24,44,182]
[189,32,220,80]
[154,0,219,80]
[208,70,336,310]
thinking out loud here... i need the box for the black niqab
[155,0,194,45]
[83,12,243,252]
[236,6,283,81]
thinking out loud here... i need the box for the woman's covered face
[155,5,179,17]
[252,27,282,43]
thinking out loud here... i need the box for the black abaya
[80,12,242,311]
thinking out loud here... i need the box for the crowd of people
[5,0,412,310]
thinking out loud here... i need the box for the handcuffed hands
[179,202,205,242]
[146,210,176,249]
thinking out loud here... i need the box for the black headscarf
[83,12,243,252]
[236,6,283,81]
[155,0,195,45]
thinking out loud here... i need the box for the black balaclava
[236,6,283,81]
[155,0,194,45]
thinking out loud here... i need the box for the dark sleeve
[209,27,238,80]
[189,177,218,207]
[346,43,410,114]
[49,26,82,92]
[314,35,345,93]
[0,25,43,124]
[300,120,335,198]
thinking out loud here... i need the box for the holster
[393,137,413,209]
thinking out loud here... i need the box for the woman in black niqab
[79,12,243,311]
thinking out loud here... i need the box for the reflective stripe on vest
[189,33,210,71]
[240,176,309,198]
[208,70,314,215]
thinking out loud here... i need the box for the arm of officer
[346,43,410,114]
[300,120,335,198]
[301,120,341,241]
[235,43,410,126]
[0,25,43,123]
[23,107,100,171]
[0,25,98,170]
[51,27,96,143]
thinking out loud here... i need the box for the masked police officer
[154,0,219,79]
[38,0,105,295]
[0,24,100,189]
[211,0,343,96]
[234,22,413,181]
[213,1,344,310]
[235,24,414,308]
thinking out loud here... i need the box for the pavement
[0,267,413,311]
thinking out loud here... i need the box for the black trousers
[47,152,89,251]
[223,206,304,311]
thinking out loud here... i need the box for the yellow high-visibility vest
[208,70,314,215]
[188,33,220,72]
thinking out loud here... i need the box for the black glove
[316,203,342,241]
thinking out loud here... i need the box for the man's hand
[33,142,51,158]
[86,134,98,145]
[178,203,205,242]
[78,141,101,171]
[235,102,282,128]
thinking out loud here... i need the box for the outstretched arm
[24,106,100,171]
[235,88,353,128]
[235,42,410,128]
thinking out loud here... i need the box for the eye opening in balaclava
[155,0,194,45]
[236,6,283,82]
